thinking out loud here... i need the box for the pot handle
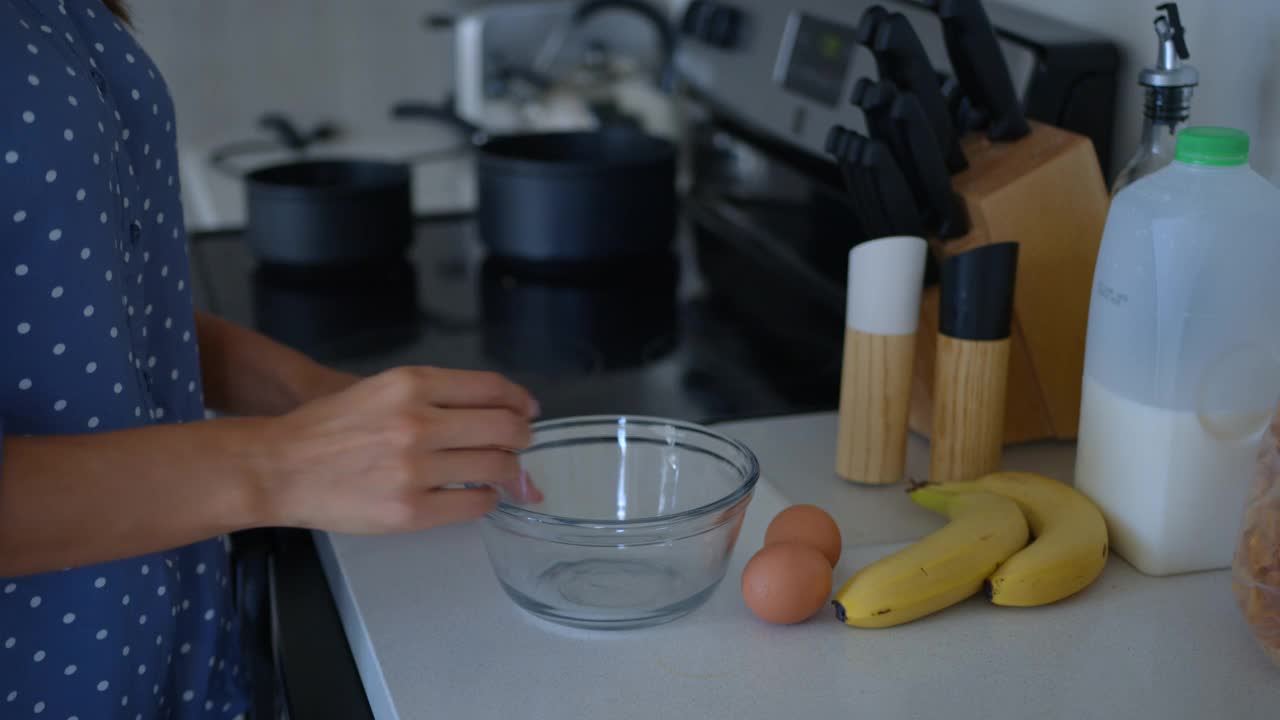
[390,100,487,146]
[422,13,454,30]
[208,113,339,179]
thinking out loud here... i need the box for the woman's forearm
[195,311,356,416]
[0,364,542,577]
[0,316,360,576]
[0,419,270,577]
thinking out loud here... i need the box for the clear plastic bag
[1232,416,1280,668]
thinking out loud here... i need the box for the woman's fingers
[424,408,533,451]
[441,370,539,417]
[400,367,539,417]
[513,470,545,504]
[420,451,544,504]
[409,487,500,528]
[423,449,519,489]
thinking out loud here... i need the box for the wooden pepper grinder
[836,235,929,485]
[929,241,1019,484]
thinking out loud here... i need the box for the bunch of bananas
[832,472,1109,628]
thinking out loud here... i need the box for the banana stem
[908,486,955,515]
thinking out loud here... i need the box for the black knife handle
[860,139,925,238]
[827,126,892,240]
[872,12,968,173]
[889,93,969,239]
[850,77,900,147]
[845,161,892,240]
[936,0,1029,141]
[940,74,988,133]
[853,5,888,47]
[851,80,929,236]
[824,124,860,164]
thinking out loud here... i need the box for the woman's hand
[287,360,361,405]
[252,366,543,534]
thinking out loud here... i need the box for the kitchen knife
[935,0,1030,141]
[852,78,944,236]
[843,144,893,241]
[853,79,948,237]
[853,5,889,47]
[859,138,926,238]
[850,77,960,238]
[850,77,899,148]
[940,74,987,133]
[871,12,968,173]
[826,126,892,240]
[888,91,969,239]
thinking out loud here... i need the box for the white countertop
[316,412,1279,719]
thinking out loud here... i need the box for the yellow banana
[913,472,1109,607]
[832,490,1028,628]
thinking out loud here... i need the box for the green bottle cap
[1175,126,1250,166]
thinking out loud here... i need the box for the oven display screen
[777,13,859,107]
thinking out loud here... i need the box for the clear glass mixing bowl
[480,415,760,630]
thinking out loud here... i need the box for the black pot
[476,128,678,262]
[244,159,413,266]
[399,98,684,262]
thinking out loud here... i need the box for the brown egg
[741,542,833,624]
[763,504,843,567]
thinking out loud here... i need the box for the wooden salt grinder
[836,235,929,485]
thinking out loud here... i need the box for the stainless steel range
[675,0,1118,167]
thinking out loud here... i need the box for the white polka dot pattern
[0,3,244,718]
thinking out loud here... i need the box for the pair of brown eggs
[740,504,843,624]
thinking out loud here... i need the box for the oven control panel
[774,12,861,108]
[673,0,1037,161]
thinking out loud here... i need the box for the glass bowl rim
[488,414,760,529]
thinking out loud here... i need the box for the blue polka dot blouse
[1,1,251,717]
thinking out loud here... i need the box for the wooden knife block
[909,120,1109,445]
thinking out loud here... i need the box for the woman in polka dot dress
[1,2,544,718]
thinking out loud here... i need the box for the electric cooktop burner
[189,216,840,423]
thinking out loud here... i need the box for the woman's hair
[102,0,129,23]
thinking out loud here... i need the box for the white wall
[128,0,668,148]
[127,0,456,144]
[132,0,1280,180]
[1001,0,1280,182]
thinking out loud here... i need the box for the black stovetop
[190,214,842,424]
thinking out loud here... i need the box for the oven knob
[680,0,712,37]
[681,1,743,50]
[703,4,743,49]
